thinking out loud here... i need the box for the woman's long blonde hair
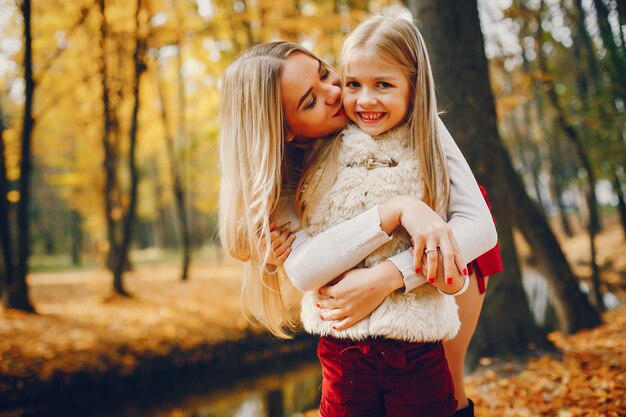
[299,15,450,220]
[218,42,317,338]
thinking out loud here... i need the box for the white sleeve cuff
[438,274,470,297]
[387,250,427,293]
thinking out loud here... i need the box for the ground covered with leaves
[0,260,313,410]
[0,224,624,415]
[466,306,625,416]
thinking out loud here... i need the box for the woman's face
[280,52,348,141]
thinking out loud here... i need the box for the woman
[219,41,500,416]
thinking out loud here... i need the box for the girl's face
[343,52,411,137]
[281,52,348,141]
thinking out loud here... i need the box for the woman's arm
[278,118,497,293]
[438,117,498,265]
[278,196,441,292]
[384,117,498,292]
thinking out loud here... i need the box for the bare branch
[35,1,97,84]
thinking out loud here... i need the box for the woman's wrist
[378,196,424,235]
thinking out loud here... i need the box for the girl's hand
[317,260,404,330]
[267,222,295,266]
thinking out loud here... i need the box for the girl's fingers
[269,222,277,232]
[412,236,426,274]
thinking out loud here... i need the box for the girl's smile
[357,111,386,122]
[342,52,411,137]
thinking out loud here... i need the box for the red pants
[317,336,457,417]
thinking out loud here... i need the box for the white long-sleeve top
[275,118,497,293]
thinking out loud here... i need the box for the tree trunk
[113,0,146,295]
[612,166,626,237]
[407,0,601,338]
[155,47,191,282]
[6,0,35,312]
[175,43,191,281]
[593,0,626,103]
[70,210,82,266]
[572,0,601,94]
[521,33,575,237]
[535,1,605,310]
[616,0,626,58]
[406,0,551,360]
[547,133,574,237]
[508,101,548,218]
[98,0,119,277]
[0,103,11,298]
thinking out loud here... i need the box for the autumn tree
[0,0,35,312]
[98,0,147,295]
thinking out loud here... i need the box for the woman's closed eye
[305,94,317,109]
[304,69,332,110]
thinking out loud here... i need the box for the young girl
[294,15,469,416]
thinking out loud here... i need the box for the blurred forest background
[0,0,625,414]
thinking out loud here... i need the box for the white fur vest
[301,124,460,343]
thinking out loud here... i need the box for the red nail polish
[415,267,421,274]
[316,302,320,308]
[332,326,337,330]
[446,277,453,285]
[462,268,468,275]
[428,277,435,284]
[320,314,324,320]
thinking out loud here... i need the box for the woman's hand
[266,222,295,266]
[419,250,466,294]
[379,196,466,285]
[318,260,404,330]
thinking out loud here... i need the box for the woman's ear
[285,128,295,143]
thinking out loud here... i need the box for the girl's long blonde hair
[299,15,450,220]
[218,42,317,338]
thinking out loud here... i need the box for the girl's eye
[377,81,392,88]
[346,81,360,88]
[305,95,317,110]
